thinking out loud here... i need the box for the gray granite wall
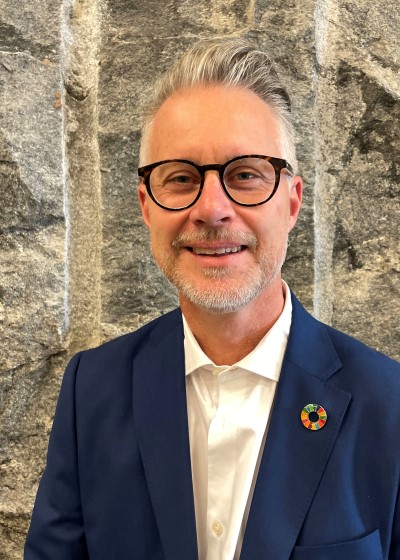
[0,0,399,556]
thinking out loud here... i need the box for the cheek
[271,199,291,233]
[254,213,290,256]
[150,226,168,250]
[149,209,190,242]
[252,204,289,238]
[149,219,180,250]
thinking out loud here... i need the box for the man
[25,38,400,559]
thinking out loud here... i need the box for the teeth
[192,246,242,255]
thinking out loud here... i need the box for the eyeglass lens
[148,158,277,209]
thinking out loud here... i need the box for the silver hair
[139,37,298,172]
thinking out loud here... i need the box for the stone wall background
[0,0,399,556]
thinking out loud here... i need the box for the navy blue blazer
[25,294,400,559]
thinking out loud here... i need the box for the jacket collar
[240,294,351,559]
[132,310,198,560]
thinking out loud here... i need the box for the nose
[188,170,236,226]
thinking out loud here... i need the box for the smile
[190,246,244,255]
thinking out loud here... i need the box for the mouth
[187,245,246,256]
[172,228,257,259]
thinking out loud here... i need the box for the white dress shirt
[183,282,292,560]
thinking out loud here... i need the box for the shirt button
[212,520,224,536]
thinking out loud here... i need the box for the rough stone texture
[0,2,67,557]
[0,0,399,557]
[253,0,317,309]
[0,53,65,373]
[61,0,103,354]
[0,0,103,557]
[0,356,66,559]
[313,0,400,358]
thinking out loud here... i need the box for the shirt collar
[183,281,292,382]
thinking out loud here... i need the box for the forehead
[147,85,284,163]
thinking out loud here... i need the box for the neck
[180,277,285,365]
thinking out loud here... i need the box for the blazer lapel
[132,311,198,560]
[240,296,351,560]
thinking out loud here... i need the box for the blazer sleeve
[390,484,400,559]
[24,353,89,560]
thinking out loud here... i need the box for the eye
[164,172,200,190]
[234,170,257,180]
[169,173,196,184]
[226,166,262,185]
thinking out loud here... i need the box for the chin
[180,287,255,314]
[173,269,281,314]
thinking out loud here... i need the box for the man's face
[139,85,302,314]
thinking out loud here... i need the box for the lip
[193,246,242,255]
[194,247,243,255]
[184,244,248,261]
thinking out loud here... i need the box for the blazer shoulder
[59,308,184,409]
[324,321,400,371]
[320,321,400,408]
[65,308,183,392]
[289,291,400,390]
[80,307,182,361]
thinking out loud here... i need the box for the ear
[288,175,303,232]
[138,182,151,228]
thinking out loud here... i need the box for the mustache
[171,228,258,250]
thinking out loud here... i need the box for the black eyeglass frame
[138,154,294,211]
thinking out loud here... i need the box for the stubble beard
[152,227,288,314]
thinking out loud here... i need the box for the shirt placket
[206,367,238,559]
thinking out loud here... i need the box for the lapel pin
[301,403,328,431]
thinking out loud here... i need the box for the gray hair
[139,37,298,172]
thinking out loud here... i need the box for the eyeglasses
[138,155,294,211]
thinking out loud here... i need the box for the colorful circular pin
[301,403,328,431]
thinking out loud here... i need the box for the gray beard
[153,227,288,314]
